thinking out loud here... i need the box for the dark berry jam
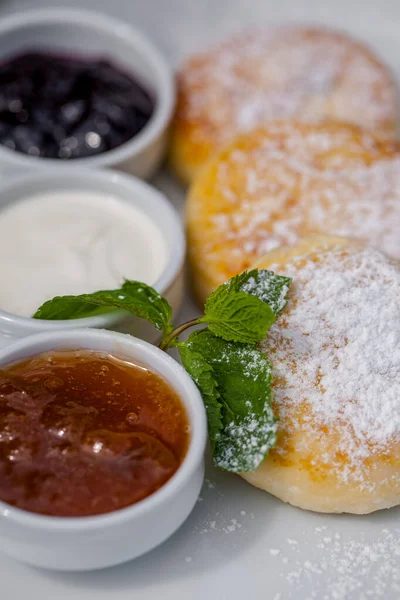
[0,51,155,159]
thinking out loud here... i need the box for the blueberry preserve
[0,52,155,159]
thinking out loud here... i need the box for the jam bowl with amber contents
[0,328,207,571]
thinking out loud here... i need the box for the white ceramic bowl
[0,328,207,571]
[0,8,175,179]
[0,168,185,348]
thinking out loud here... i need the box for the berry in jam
[0,51,155,159]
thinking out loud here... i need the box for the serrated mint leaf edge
[208,269,292,317]
[177,343,223,450]
[33,279,173,334]
[214,409,278,472]
[182,329,277,473]
[238,270,292,316]
[200,290,277,344]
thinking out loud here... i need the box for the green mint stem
[159,317,201,351]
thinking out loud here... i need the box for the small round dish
[0,168,185,347]
[0,328,207,571]
[0,8,175,179]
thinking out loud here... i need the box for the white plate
[1,1,400,598]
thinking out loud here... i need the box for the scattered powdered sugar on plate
[269,525,400,599]
[263,242,400,487]
[190,477,255,537]
[193,511,245,536]
[187,468,400,597]
[177,26,397,145]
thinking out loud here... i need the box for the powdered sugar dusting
[270,526,400,599]
[216,409,277,472]
[219,127,400,263]
[178,26,397,146]
[191,122,400,288]
[239,270,290,314]
[211,344,278,473]
[262,243,400,485]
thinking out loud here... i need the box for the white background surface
[0,1,400,599]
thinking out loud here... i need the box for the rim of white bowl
[0,329,207,530]
[0,168,185,336]
[0,8,175,170]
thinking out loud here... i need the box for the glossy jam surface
[0,351,189,517]
[0,52,155,159]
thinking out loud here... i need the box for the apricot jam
[0,351,189,517]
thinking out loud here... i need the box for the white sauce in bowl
[0,190,167,317]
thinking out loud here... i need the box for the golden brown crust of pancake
[240,235,400,514]
[170,27,399,184]
[186,121,400,306]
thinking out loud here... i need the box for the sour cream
[0,190,167,317]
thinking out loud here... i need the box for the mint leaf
[236,269,292,316]
[181,329,277,472]
[34,280,173,335]
[200,269,291,344]
[178,345,223,450]
[216,269,292,316]
[200,290,276,344]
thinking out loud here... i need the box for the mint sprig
[179,330,277,472]
[34,270,292,472]
[33,280,173,336]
